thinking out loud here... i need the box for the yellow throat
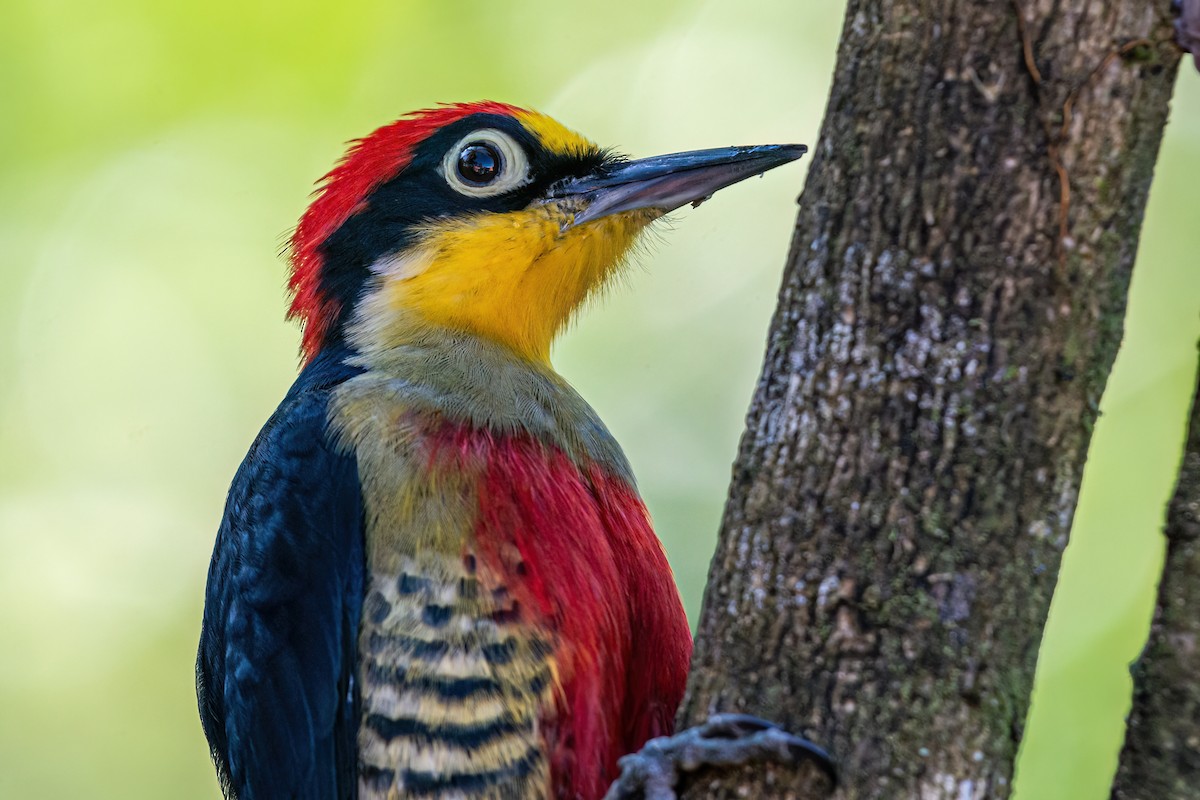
[353,110,655,365]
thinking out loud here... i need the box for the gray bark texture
[674,1,1184,799]
[1111,347,1200,799]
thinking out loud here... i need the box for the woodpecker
[197,101,808,800]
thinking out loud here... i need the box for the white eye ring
[440,128,531,198]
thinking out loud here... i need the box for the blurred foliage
[0,1,1197,798]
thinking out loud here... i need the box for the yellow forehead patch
[514,110,599,159]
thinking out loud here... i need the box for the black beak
[547,143,807,228]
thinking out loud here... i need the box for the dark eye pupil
[457,143,501,185]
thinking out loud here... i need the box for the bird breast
[357,551,558,799]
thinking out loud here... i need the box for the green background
[1,1,1197,797]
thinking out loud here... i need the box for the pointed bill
[547,143,808,228]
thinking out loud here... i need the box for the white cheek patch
[349,249,436,354]
[368,249,434,280]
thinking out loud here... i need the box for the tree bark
[677,2,1182,798]
[1111,346,1200,798]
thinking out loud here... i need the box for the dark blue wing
[198,349,364,800]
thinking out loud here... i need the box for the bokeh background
[2,1,1198,797]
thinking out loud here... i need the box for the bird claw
[602,714,836,800]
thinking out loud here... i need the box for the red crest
[287,101,524,361]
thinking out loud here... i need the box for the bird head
[288,101,805,365]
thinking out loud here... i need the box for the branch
[676,1,1183,797]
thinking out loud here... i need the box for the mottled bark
[676,761,834,800]
[1111,347,1200,799]
[677,1,1182,799]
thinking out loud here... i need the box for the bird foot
[1174,0,1200,69]
[602,714,836,800]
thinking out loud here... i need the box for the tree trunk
[677,2,1183,798]
[1111,346,1200,798]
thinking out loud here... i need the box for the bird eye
[441,129,530,197]
[456,143,501,185]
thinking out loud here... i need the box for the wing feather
[197,351,364,800]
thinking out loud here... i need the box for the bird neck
[333,329,634,484]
